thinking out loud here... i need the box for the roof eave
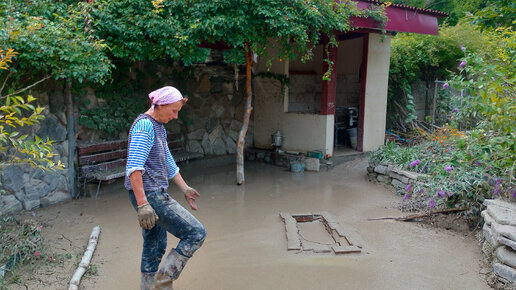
[349,0,448,35]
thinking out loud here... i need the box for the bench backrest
[77,140,128,176]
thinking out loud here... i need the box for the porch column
[360,33,391,152]
[321,36,338,115]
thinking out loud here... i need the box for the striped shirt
[124,114,179,191]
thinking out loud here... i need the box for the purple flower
[403,193,409,200]
[512,189,516,199]
[458,61,467,69]
[419,188,424,193]
[428,198,435,208]
[406,183,412,192]
[445,165,453,172]
[476,161,482,166]
[409,159,421,167]
[452,108,459,113]
[495,178,502,186]
[493,187,500,196]
[438,189,446,198]
[442,82,449,89]
[459,44,466,51]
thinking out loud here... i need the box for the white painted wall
[254,46,334,156]
[362,34,391,151]
[254,75,334,156]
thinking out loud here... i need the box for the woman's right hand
[137,203,159,230]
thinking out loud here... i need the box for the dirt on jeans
[4,157,491,290]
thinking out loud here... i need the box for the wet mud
[20,157,489,290]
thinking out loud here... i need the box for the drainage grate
[280,212,362,254]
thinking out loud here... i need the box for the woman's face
[158,101,184,123]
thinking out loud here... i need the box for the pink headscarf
[148,86,184,112]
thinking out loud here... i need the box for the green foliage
[388,21,496,128]
[0,0,111,88]
[0,94,63,171]
[0,50,63,171]
[78,80,148,138]
[474,0,516,29]
[373,22,516,214]
[92,0,386,78]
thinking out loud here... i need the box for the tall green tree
[92,0,386,184]
[1,0,112,196]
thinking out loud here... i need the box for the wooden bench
[76,134,204,198]
[77,140,128,198]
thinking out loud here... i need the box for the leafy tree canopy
[0,0,111,92]
[92,0,385,67]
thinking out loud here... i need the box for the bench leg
[95,180,102,199]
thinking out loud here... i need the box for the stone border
[482,199,516,284]
[366,162,423,190]
[279,212,362,254]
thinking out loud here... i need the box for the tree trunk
[65,80,76,198]
[236,44,253,185]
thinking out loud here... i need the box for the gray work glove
[137,203,159,230]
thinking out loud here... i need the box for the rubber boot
[141,272,157,290]
[152,250,189,290]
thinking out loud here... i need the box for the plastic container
[347,128,358,149]
[306,151,323,159]
[290,161,305,173]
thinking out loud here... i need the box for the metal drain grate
[280,212,363,254]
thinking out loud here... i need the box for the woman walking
[125,86,206,289]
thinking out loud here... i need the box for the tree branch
[0,76,51,99]
[0,70,13,96]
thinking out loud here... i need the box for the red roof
[356,0,449,18]
[349,0,449,35]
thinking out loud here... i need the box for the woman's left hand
[184,187,200,210]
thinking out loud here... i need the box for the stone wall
[481,199,516,286]
[0,106,71,215]
[181,64,253,156]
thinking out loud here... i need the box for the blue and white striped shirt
[124,114,179,191]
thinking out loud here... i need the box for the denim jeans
[129,189,207,273]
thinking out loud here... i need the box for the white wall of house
[254,45,334,156]
[362,33,391,151]
[254,33,390,155]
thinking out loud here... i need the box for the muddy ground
[8,157,490,289]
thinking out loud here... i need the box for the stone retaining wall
[482,199,516,285]
[0,110,71,215]
[366,162,422,191]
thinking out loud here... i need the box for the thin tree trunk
[236,44,253,185]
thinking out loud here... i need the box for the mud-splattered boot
[152,250,189,290]
[141,272,157,290]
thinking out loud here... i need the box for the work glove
[183,187,200,211]
[137,203,159,230]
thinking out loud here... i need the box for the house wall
[362,33,391,151]
[254,46,334,155]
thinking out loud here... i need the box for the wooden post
[65,80,75,198]
[432,80,438,129]
[236,43,253,185]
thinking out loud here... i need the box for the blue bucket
[290,162,305,173]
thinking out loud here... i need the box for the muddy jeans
[129,189,207,273]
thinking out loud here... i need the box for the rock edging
[482,199,516,285]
